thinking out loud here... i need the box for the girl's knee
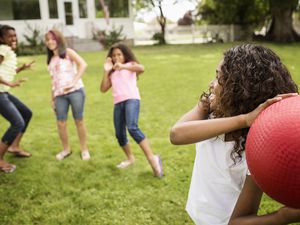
[13,119,26,132]
[57,120,67,127]
[128,126,144,142]
[24,109,33,123]
[115,134,127,146]
[127,126,138,135]
[128,126,141,139]
[74,119,84,125]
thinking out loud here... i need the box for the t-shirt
[48,55,84,97]
[110,62,140,104]
[186,134,248,225]
[0,44,17,92]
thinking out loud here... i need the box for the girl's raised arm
[170,93,297,145]
[100,57,113,93]
[170,112,246,145]
[114,62,144,75]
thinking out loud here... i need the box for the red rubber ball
[246,95,300,208]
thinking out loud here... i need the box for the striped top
[0,44,17,92]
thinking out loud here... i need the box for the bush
[17,42,45,56]
[152,32,166,45]
[93,25,126,49]
[17,22,45,56]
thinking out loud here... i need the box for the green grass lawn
[0,43,300,225]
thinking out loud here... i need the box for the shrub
[93,25,126,49]
[152,32,166,45]
[17,22,45,56]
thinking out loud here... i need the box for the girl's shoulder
[66,48,80,57]
[0,44,11,55]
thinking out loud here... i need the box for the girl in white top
[170,44,300,225]
[45,29,90,161]
[0,25,34,173]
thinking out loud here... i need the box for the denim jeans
[0,92,32,145]
[55,88,85,121]
[113,99,145,147]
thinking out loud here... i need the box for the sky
[136,0,197,23]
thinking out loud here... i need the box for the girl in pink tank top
[45,29,90,161]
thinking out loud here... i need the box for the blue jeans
[55,88,85,121]
[0,92,32,145]
[113,99,145,147]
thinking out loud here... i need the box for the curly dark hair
[206,44,298,162]
[107,43,138,63]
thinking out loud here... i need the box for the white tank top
[186,134,248,225]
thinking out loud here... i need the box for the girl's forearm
[124,63,144,73]
[100,72,111,92]
[0,76,11,86]
[73,63,87,83]
[229,211,292,225]
[170,114,247,145]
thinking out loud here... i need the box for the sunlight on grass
[0,43,300,225]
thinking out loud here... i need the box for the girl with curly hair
[100,43,163,177]
[170,44,300,225]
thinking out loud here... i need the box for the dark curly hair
[204,44,298,162]
[107,43,138,63]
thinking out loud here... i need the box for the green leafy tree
[198,0,300,42]
[198,0,268,39]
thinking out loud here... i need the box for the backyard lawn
[0,43,300,225]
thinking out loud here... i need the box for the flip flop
[154,155,164,178]
[0,163,16,173]
[81,150,91,161]
[116,160,134,169]
[56,150,72,160]
[8,149,32,157]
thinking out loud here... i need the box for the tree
[134,0,199,44]
[198,0,268,39]
[178,10,194,26]
[265,0,300,42]
[198,0,300,42]
[134,0,167,44]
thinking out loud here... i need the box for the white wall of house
[0,0,134,44]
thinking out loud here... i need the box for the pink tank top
[110,63,140,104]
[48,55,84,97]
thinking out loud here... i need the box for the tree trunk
[265,7,300,42]
[157,2,166,44]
